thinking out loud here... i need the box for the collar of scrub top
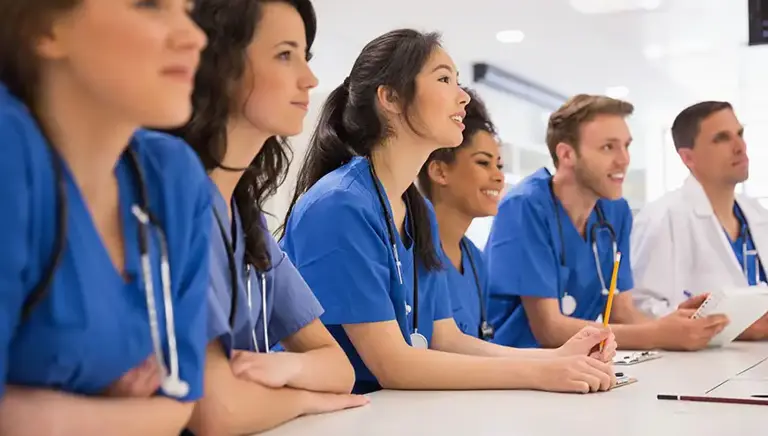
[367,159,428,349]
[212,202,271,353]
[21,141,189,399]
[459,239,494,340]
[547,175,617,306]
[732,203,763,285]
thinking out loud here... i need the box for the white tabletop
[261,342,768,436]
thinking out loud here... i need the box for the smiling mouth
[481,189,500,199]
[608,173,625,182]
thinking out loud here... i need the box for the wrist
[647,319,667,349]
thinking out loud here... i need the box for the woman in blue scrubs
[169,1,363,434]
[281,29,617,396]
[417,87,504,340]
[0,1,210,435]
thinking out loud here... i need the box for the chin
[140,105,193,129]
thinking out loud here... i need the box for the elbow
[336,352,356,394]
[529,320,563,349]
[187,396,238,436]
[367,352,410,391]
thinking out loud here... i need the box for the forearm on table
[286,345,354,393]
[431,323,554,359]
[0,385,192,436]
[188,373,308,436]
[373,348,542,391]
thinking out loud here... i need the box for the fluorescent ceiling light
[605,85,630,98]
[570,0,662,14]
[496,30,525,43]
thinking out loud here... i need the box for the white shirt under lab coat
[630,176,768,318]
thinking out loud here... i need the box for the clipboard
[691,286,768,347]
[613,351,662,366]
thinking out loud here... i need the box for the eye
[277,51,292,61]
[476,160,490,167]
[439,76,451,84]
[306,50,314,62]
[135,0,159,7]
[602,144,613,151]
[497,163,505,170]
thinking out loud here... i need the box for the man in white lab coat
[631,101,768,340]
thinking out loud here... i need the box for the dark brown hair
[167,0,316,272]
[280,29,444,271]
[546,94,634,167]
[0,1,79,107]
[671,101,733,150]
[417,86,497,200]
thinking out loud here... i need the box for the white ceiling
[309,0,768,124]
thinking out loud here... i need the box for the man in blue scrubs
[632,101,768,340]
[485,94,729,350]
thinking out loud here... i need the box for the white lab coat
[631,176,768,318]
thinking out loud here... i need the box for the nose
[616,144,631,168]
[458,86,471,107]
[171,10,208,53]
[734,136,747,154]
[300,60,319,91]
[491,164,505,185]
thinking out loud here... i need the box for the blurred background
[265,0,768,248]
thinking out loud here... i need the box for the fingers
[702,314,730,329]
[313,394,370,415]
[675,308,697,318]
[679,293,709,309]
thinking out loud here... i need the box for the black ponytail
[281,28,443,271]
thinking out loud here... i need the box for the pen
[658,394,768,406]
[751,395,768,398]
[683,290,692,299]
[600,252,622,350]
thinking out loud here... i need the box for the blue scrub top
[442,237,489,338]
[207,186,324,354]
[485,167,634,348]
[281,156,453,394]
[726,204,766,286]
[0,84,211,401]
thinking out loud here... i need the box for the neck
[369,136,434,206]
[36,70,137,200]
[433,200,472,269]
[209,120,270,215]
[698,176,737,224]
[551,170,598,235]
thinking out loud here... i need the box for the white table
[262,343,768,436]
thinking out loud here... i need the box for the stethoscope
[368,161,428,349]
[212,205,270,354]
[460,239,494,340]
[24,145,189,399]
[549,178,617,316]
[734,205,763,286]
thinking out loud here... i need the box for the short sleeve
[205,261,231,351]
[285,193,396,325]
[487,197,559,300]
[264,231,324,344]
[0,111,31,399]
[630,204,677,317]
[616,202,635,292]
[168,162,212,402]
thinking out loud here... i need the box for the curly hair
[168,0,316,271]
[417,86,497,200]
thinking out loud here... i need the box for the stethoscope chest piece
[410,332,428,349]
[561,293,577,316]
[161,376,190,399]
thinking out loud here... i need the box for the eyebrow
[605,137,633,144]
[274,41,300,49]
[471,151,496,159]
[432,64,455,74]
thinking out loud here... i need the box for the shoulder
[0,85,44,163]
[290,157,378,225]
[632,190,682,229]
[497,168,552,222]
[131,129,207,185]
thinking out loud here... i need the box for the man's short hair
[670,101,733,150]
[546,94,634,167]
